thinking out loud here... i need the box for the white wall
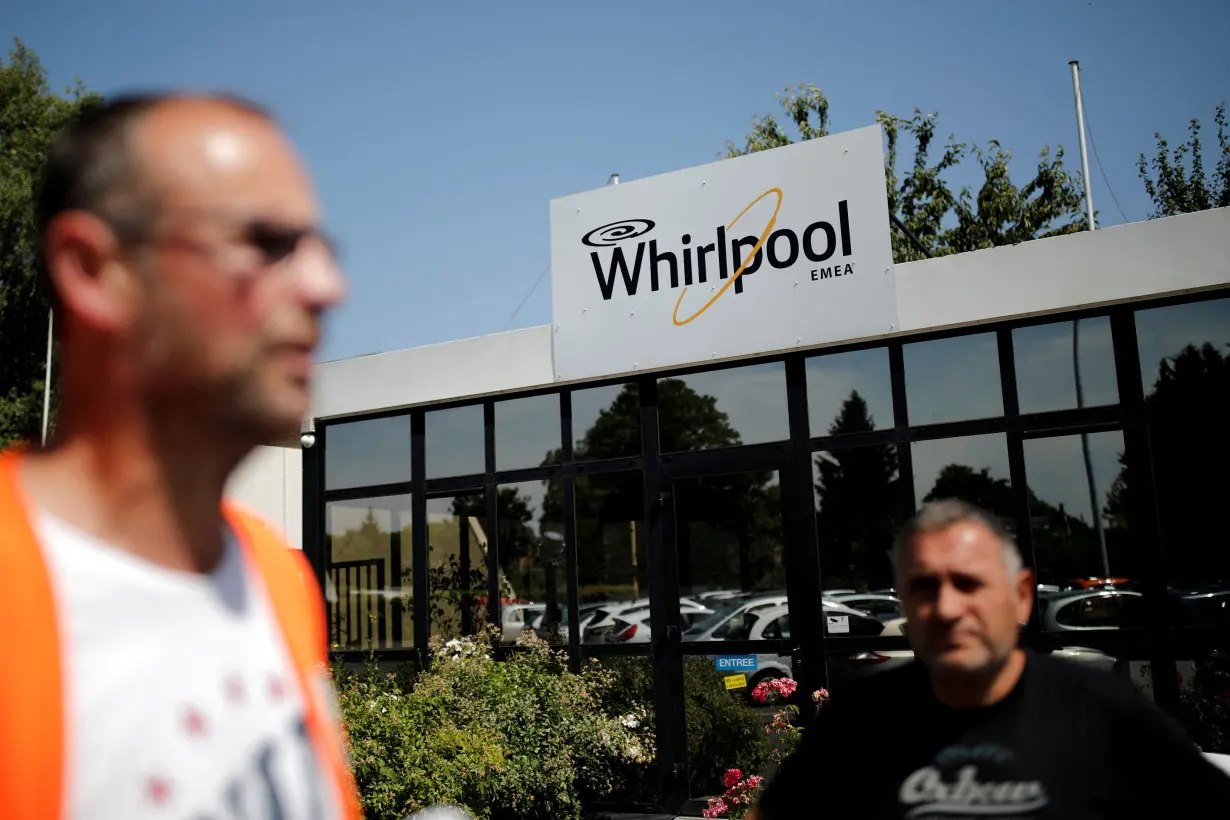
[309,325,554,423]
[226,445,303,549]
[895,206,1230,333]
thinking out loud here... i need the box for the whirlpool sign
[549,124,898,382]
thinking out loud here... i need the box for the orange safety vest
[0,450,363,819]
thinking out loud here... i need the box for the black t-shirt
[756,649,1230,818]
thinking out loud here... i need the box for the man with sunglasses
[0,94,359,818]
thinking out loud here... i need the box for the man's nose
[935,582,965,622]
[293,239,348,310]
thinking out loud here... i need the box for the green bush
[335,634,780,816]
[335,629,654,820]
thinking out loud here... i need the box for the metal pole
[41,307,53,446]
[1069,61,1096,232]
[1069,60,1110,579]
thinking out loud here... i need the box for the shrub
[336,629,654,820]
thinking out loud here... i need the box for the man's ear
[1016,567,1035,626]
[43,211,141,333]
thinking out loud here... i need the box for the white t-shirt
[36,511,344,820]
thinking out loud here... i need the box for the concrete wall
[306,207,1230,422]
[310,325,554,423]
[226,444,303,548]
[895,206,1230,334]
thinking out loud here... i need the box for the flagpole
[1069,60,1110,580]
[41,307,53,446]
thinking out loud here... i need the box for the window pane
[425,404,484,479]
[806,347,894,436]
[1135,297,1230,401]
[495,393,562,471]
[1150,427,1230,628]
[572,383,640,460]
[497,479,566,645]
[911,434,1013,524]
[1023,432,1146,633]
[325,494,412,649]
[575,472,647,646]
[904,332,1003,425]
[659,362,788,453]
[325,415,410,490]
[1013,317,1118,414]
[1138,299,1230,629]
[427,494,489,641]
[675,470,787,628]
[814,445,905,607]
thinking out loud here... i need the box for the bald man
[0,94,359,819]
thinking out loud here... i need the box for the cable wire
[502,262,550,331]
[1084,111,1131,225]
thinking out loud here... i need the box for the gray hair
[892,499,1023,580]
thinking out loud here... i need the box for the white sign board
[826,615,850,635]
[549,124,896,382]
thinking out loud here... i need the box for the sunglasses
[109,207,339,271]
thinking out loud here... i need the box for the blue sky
[4,0,1227,363]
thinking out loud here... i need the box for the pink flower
[703,797,729,817]
[747,775,764,789]
[723,768,743,788]
[812,687,831,704]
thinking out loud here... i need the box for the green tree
[0,39,101,447]
[814,391,902,590]
[1137,102,1229,217]
[725,83,1086,263]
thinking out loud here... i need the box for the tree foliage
[0,39,100,447]
[725,83,1087,263]
[1136,102,1230,218]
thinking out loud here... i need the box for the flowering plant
[702,682,830,819]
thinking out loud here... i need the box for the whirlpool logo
[582,189,855,326]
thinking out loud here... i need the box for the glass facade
[306,291,1230,813]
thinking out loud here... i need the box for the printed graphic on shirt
[130,670,333,819]
[897,743,1049,818]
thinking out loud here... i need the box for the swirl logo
[581,218,656,247]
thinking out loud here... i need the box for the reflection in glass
[324,415,411,490]
[911,434,1013,524]
[574,473,647,644]
[1023,432,1133,598]
[1135,297,1230,400]
[814,441,903,595]
[325,494,413,649]
[675,471,786,616]
[683,657,779,802]
[425,404,485,479]
[1013,317,1118,414]
[659,362,788,453]
[572,383,640,460]
[426,494,489,640]
[1134,298,1230,628]
[495,393,561,471]
[497,479,565,644]
[904,332,1003,425]
[806,347,894,436]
